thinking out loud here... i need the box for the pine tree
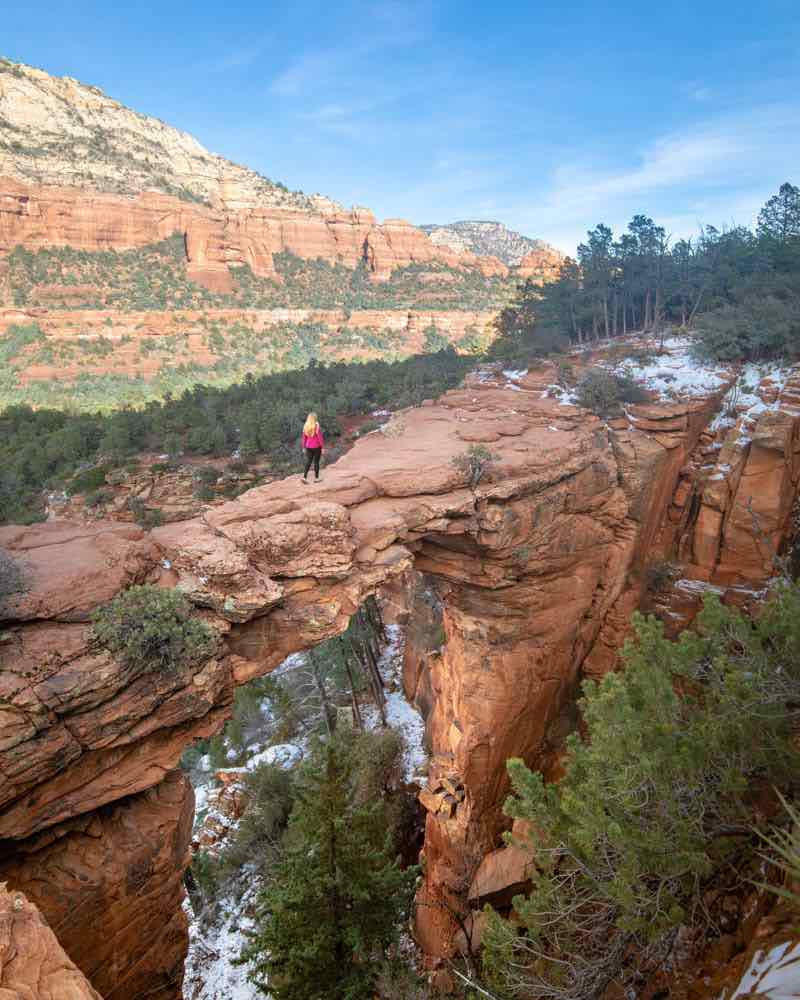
[241,732,417,1000]
[757,181,800,245]
[482,584,800,999]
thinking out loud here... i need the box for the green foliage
[489,182,800,366]
[6,238,507,316]
[757,182,800,246]
[573,367,649,416]
[0,322,46,366]
[691,293,800,362]
[126,497,163,528]
[489,277,572,366]
[451,444,498,488]
[423,323,449,352]
[756,792,800,913]
[483,583,800,998]
[0,350,474,523]
[241,730,417,1000]
[69,465,109,494]
[84,487,113,508]
[92,584,215,673]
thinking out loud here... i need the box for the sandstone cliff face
[0,305,497,387]
[0,883,103,999]
[0,60,510,291]
[0,176,507,291]
[1,348,798,995]
[515,243,567,282]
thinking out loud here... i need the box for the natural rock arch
[3,362,799,996]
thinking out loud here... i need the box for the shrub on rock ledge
[92,584,215,672]
[452,444,498,488]
[574,368,649,417]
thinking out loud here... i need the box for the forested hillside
[491,182,800,365]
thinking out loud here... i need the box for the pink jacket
[302,427,324,449]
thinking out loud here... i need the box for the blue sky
[3,0,800,253]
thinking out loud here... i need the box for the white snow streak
[721,939,800,999]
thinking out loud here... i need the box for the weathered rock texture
[2,355,799,994]
[0,176,508,292]
[420,220,562,269]
[0,882,103,999]
[0,61,510,290]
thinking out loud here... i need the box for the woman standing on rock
[301,412,324,483]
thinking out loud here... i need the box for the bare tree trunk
[310,651,335,735]
[337,637,363,730]
[688,281,708,327]
[363,595,387,643]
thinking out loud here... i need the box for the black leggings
[303,447,322,478]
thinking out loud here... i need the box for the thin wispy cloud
[514,102,800,251]
[269,0,431,97]
[211,41,268,72]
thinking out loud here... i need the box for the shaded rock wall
[3,360,800,993]
[0,771,193,1000]
[0,883,103,999]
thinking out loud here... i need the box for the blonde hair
[303,412,319,436]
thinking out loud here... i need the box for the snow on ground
[709,361,794,442]
[674,578,727,597]
[234,742,304,772]
[722,939,800,999]
[533,336,733,409]
[619,337,729,400]
[183,626,428,999]
[183,890,259,1000]
[360,624,429,783]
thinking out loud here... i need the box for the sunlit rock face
[3,347,800,993]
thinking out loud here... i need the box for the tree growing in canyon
[482,583,800,999]
[241,731,417,1000]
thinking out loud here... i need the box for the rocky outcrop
[0,772,193,1000]
[0,63,510,289]
[0,177,507,291]
[0,882,102,999]
[420,220,560,268]
[2,352,800,994]
[515,244,566,282]
[647,372,800,631]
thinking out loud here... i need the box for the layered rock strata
[3,357,800,993]
[0,61,509,287]
[0,883,103,999]
[0,305,496,386]
[0,177,508,292]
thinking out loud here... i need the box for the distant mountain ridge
[420,220,555,266]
